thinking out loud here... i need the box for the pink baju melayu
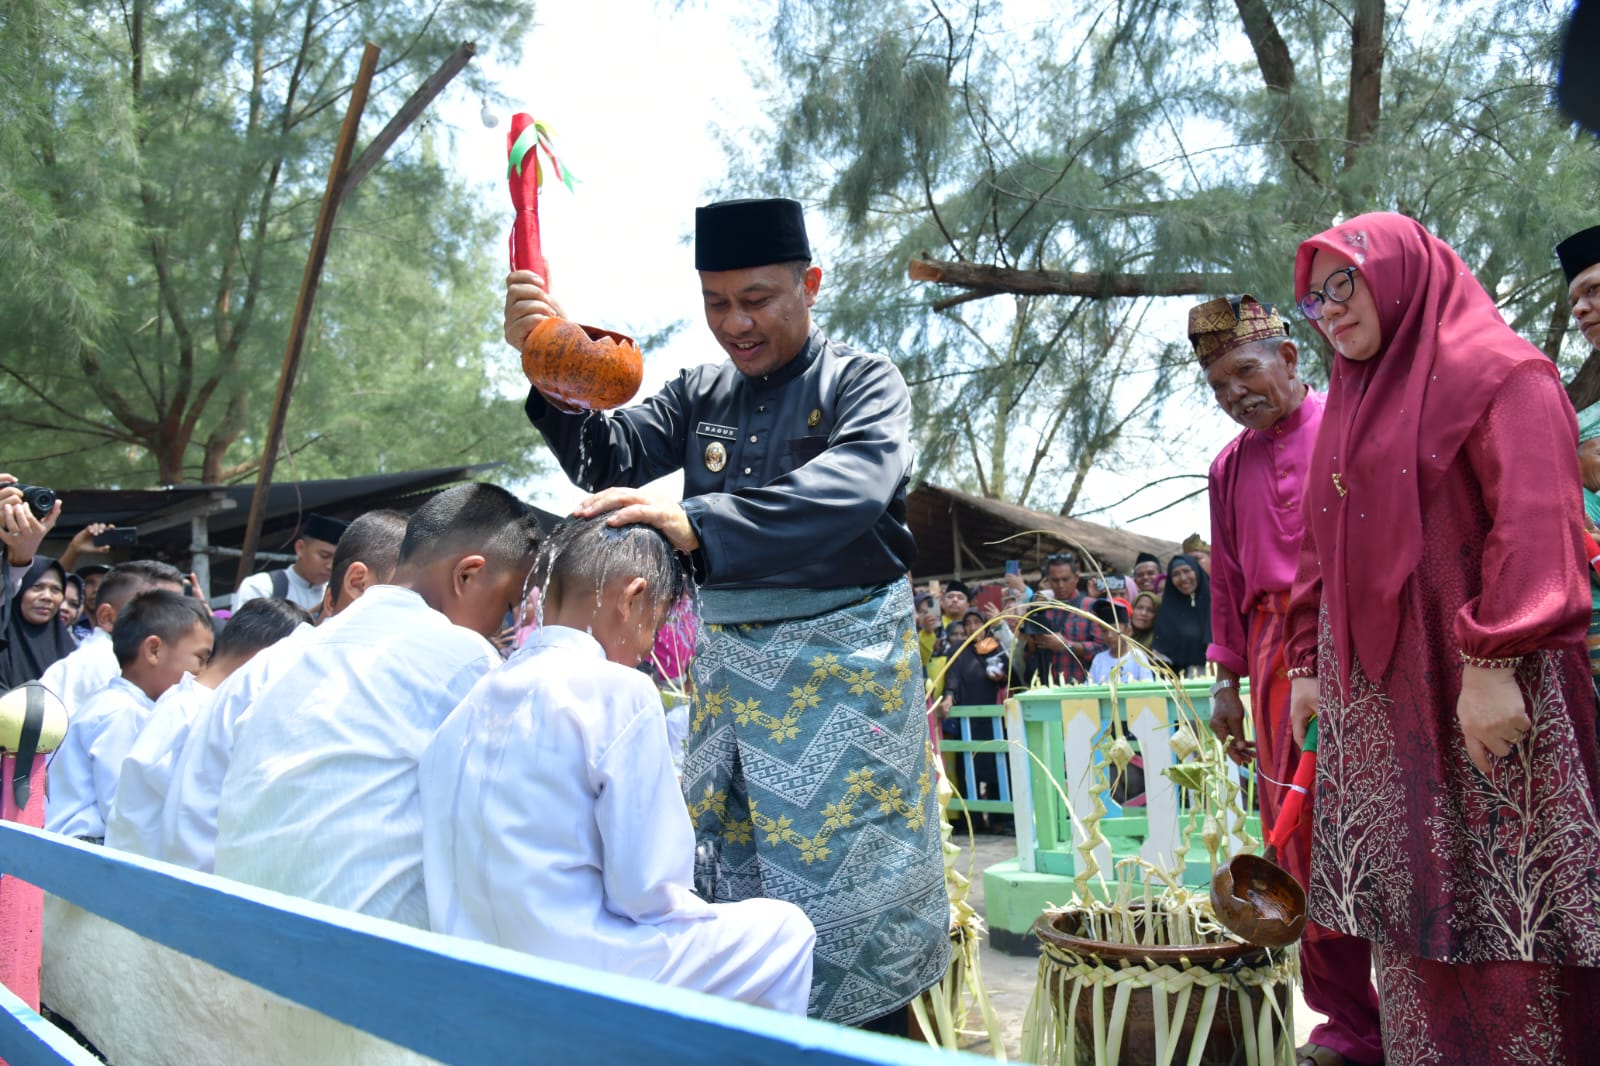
[1209,388,1382,1065]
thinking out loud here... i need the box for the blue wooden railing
[0,823,979,1066]
[939,704,1012,818]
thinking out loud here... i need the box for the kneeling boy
[420,517,815,1014]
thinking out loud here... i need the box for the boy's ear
[618,576,650,619]
[141,633,163,666]
[95,603,118,632]
[343,560,372,600]
[452,554,489,592]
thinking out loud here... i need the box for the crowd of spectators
[913,537,1214,700]
[911,539,1214,827]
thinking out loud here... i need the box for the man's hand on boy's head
[573,487,700,553]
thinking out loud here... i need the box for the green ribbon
[507,121,578,192]
[507,123,541,180]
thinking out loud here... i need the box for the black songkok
[300,513,349,546]
[695,198,811,271]
[1556,225,1600,284]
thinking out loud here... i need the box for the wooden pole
[235,42,481,586]
[236,43,381,586]
[344,41,477,196]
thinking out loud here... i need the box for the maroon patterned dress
[1297,363,1600,1063]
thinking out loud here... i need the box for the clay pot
[1032,908,1291,1066]
[1210,853,1307,948]
[521,317,643,413]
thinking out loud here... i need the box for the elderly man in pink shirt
[1196,296,1382,1066]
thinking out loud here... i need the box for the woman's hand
[1290,677,1319,748]
[1457,664,1530,774]
[0,475,61,565]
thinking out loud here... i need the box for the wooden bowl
[521,317,643,413]
[1209,853,1307,948]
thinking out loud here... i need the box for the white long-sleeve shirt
[214,587,499,926]
[419,626,815,1012]
[156,623,315,871]
[39,628,117,718]
[46,676,155,839]
[105,673,217,858]
[231,566,324,613]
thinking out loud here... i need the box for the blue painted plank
[0,824,978,1066]
[0,981,102,1066]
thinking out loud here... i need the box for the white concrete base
[42,896,442,1066]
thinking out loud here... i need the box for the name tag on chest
[696,422,738,440]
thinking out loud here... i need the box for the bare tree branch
[910,258,1238,298]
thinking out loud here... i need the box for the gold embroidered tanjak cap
[1187,294,1288,370]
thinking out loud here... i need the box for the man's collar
[1259,385,1319,439]
[752,330,819,390]
[288,564,325,592]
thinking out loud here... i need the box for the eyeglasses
[1045,552,1077,566]
[1297,266,1359,321]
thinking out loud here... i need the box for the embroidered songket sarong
[685,580,951,1024]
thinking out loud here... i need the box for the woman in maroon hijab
[1283,213,1600,1064]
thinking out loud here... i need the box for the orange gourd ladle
[507,114,642,413]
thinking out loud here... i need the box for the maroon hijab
[1294,212,1556,683]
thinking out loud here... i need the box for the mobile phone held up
[92,526,138,548]
[1004,559,1021,577]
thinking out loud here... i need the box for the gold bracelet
[1459,651,1522,670]
[1285,665,1317,680]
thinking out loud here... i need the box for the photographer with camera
[0,474,62,603]
[1,474,72,689]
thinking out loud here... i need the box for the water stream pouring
[1209,719,1316,948]
[507,114,643,412]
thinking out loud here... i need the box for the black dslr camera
[10,485,56,519]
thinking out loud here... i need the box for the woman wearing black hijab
[1150,554,1211,676]
[0,557,77,688]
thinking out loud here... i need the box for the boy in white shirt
[1087,597,1157,684]
[157,509,407,871]
[213,486,540,927]
[420,517,815,1014]
[105,596,309,858]
[40,560,186,721]
[46,591,213,840]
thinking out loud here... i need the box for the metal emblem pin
[705,441,727,472]
[807,408,822,427]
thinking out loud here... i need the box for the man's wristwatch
[1209,678,1237,697]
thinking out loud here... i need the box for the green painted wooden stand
[982,679,1261,954]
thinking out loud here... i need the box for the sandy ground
[957,831,1318,1062]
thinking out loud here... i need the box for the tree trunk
[1343,0,1386,179]
[1567,349,1600,412]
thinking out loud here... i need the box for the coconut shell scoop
[507,114,642,413]
[1209,719,1317,948]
